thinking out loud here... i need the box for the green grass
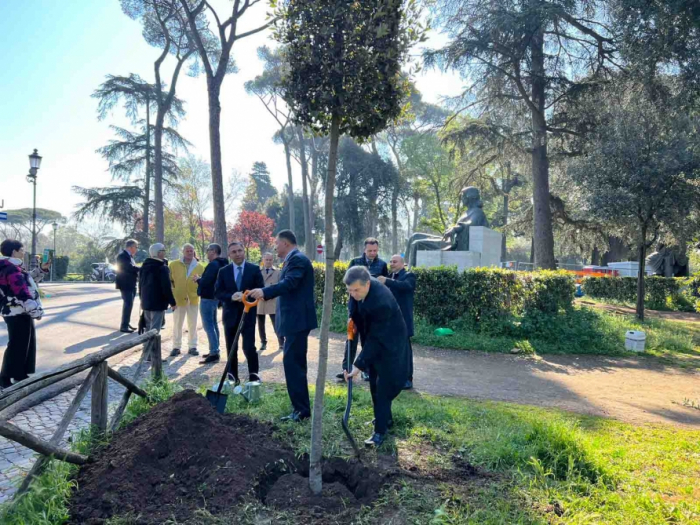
[206,384,700,524]
[2,381,699,524]
[323,304,700,369]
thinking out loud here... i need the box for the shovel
[342,319,361,457]
[206,290,259,413]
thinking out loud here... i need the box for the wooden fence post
[152,334,163,379]
[91,361,108,433]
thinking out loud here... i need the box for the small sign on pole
[0,212,7,222]
[316,244,323,254]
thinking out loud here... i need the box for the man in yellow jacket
[169,244,205,357]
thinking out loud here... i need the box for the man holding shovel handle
[344,265,409,447]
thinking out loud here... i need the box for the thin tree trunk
[530,22,556,270]
[412,194,419,234]
[143,99,151,246]
[153,109,166,244]
[502,192,509,262]
[391,185,399,254]
[207,84,228,248]
[310,114,340,496]
[636,225,647,321]
[297,127,313,257]
[282,139,296,232]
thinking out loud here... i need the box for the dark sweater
[197,257,229,300]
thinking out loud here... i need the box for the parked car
[90,263,117,282]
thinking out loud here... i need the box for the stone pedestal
[415,226,502,271]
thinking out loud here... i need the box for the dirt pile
[68,390,387,524]
[69,390,296,524]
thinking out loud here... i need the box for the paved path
[1,284,699,503]
[0,283,139,372]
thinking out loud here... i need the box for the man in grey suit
[249,230,317,422]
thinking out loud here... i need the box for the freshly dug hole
[68,390,386,524]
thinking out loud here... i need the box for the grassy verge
[322,304,700,369]
[0,378,179,525]
[2,381,699,524]
[209,384,700,524]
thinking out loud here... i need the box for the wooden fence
[0,330,162,498]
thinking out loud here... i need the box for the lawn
[3,381,698,524]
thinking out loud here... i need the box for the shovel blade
[205,389,228,414]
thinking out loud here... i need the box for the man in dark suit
[249,230,317,422]
[214,241,264,383]
[378,254,416,390]
[116,239,140,333]
[341,237,389,381]
[344,265,408,447]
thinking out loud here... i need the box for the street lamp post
[26,149,43,268]
[52,220,58,281]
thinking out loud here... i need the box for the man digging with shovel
[343,266,409,447]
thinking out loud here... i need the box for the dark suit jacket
[214,261,264,328]
[115,250,139,291]
[262,249,317,337]
[349,279,408,392]
[384,268,416,337]
[349,254,388,277]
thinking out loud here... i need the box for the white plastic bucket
[625,330,646,352]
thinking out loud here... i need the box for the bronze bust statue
[406,186,489,267]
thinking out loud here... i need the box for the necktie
[235,266,242,289]
[266,269,270,275]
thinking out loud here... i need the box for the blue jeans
[200,299,220,355]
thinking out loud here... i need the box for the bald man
[377,255,416,389]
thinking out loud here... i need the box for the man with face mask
[343,265,408,447]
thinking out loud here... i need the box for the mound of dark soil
[69,390,297,524]
[68,390,388,525]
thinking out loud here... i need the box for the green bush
[313,264,575,327]
[522,270,576,315]
[582,276,690,310]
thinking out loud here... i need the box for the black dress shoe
[200,354,220,364]
[280,411,309,423]
[249,373,262,383]
[335,372,346,380]
[260,342,267,351]
[364,432,387,447]
[403,380,413,390]
[120,327,135,334]
[128,324,137,331]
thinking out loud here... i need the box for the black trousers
[407,338,413,380]
[1,315,36,382]
[283,330,311,416]
[368,365,402,434]
[257,314,284,346]
[120,288,136,330]
[223,313,258,380]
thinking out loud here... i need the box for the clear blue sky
[0,1,464,227]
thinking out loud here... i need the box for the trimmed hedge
[582,276,689,310]
[313,263,575,326]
